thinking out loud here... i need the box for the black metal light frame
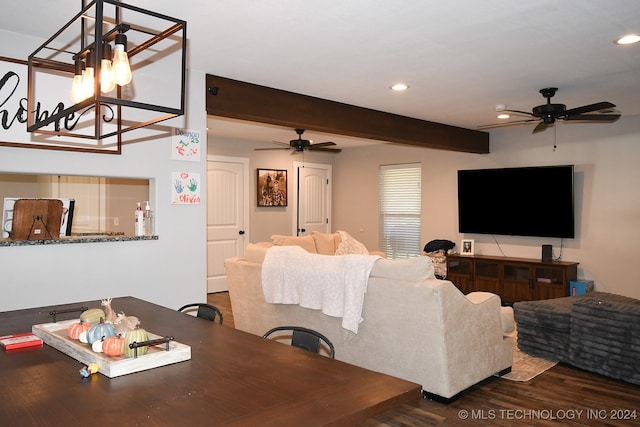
[26,0,186,143]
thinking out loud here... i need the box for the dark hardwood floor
[208,292,640,426]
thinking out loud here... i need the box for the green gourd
[80,308,106,324]
[86,318,116,345]
[123,325,149,358]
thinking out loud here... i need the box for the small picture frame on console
[461,239,474,255]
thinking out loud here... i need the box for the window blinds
[378,163,422,259]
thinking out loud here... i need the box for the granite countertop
[0,233,158,247]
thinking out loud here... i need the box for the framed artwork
[461,239,474,255]
[257,169,287,207]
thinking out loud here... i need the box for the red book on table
[0,333,43,351]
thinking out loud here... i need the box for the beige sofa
[225,234,513,400]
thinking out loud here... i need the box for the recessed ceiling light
[497,113,510,120]
[390,83,408,91]
[614,34,640,45]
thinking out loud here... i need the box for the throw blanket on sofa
[261,245,380,333]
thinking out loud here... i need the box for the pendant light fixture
[27,0,187,146]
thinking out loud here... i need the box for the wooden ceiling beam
[205,74,489,154]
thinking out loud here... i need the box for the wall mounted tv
[457,165,575,238]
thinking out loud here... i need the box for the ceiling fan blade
[563,101,616,116]
[532,121,549,134]
[308,146,342,153]
[309,141,337,148]
[504,109,534,117]
[477,119,538,130]
[563,113,621,122]
[254,147,292,151]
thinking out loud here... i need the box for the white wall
[333,117,640,299]
[0,30,208,311]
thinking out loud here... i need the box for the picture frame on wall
[461,239,474,255]
[257,169,287,207]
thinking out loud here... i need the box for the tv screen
[457,165,575,238]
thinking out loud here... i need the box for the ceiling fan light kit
[479,87,621,134]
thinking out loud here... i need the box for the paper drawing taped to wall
[172,172,201,204]
[171,128,201,161]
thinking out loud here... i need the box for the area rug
[500,328,558,382]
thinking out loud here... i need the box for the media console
[446,254,578,303]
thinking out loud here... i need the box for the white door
[206,157,249,293]
[295,163,332,236]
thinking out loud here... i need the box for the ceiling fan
[479,88,621,134]
[255,129,342,153]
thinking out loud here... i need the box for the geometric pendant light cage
[27,0,186,149]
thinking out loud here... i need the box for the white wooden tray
[32,319,191,378]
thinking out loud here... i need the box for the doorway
[292,162,332,236]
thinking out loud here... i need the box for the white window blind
[378,163,422,259]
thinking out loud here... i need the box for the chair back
[263,326,335,358]
[178,303,224,324]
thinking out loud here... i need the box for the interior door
[206,157,248,293]
[296,164,331,236]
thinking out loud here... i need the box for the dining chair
[263,326,335,358]
[178,303,224,324]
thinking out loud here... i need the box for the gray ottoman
[513,295,578,361]
[570,294,640,385]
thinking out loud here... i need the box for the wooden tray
[32,320,191,378]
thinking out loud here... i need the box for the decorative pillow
[311,231,339,255]
[245,242,273,263]
[335,230,369,255]
[370,256,436,281]
[270,234,317,253]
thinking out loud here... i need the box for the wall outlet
[113,217,119,226]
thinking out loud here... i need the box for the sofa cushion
[270,234,317,253]
[245,242,273,263]
[370,256,435,281]
[311,231,339,255]
[335,230,369,255]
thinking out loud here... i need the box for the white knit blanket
[261,245,380,333]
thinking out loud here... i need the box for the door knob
[238,230,245,235]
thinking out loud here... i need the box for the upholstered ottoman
[570,293,640,385]
[513,295,578,361]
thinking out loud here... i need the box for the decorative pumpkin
[67,320,92,340]
[114,312,140,336]
[79,331,89,344]
[86,318,116,345]
[80,308,106,324]
[102,334,125,357]
[92,338,104,353]
[124,324,149,358]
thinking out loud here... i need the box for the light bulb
[100,43,116,93]
[82,64,95,99]
[112,33,132,86]
[70,59,86,103]
[82,51,96,99]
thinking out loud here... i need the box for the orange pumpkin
[67,320,92,340]
[102,334,125,357]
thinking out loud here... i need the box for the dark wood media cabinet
[446,254,578,303]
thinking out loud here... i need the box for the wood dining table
[0,296,421,426]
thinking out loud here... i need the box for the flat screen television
[457,165,575,238]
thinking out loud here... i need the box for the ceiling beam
[205,74,489,154]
